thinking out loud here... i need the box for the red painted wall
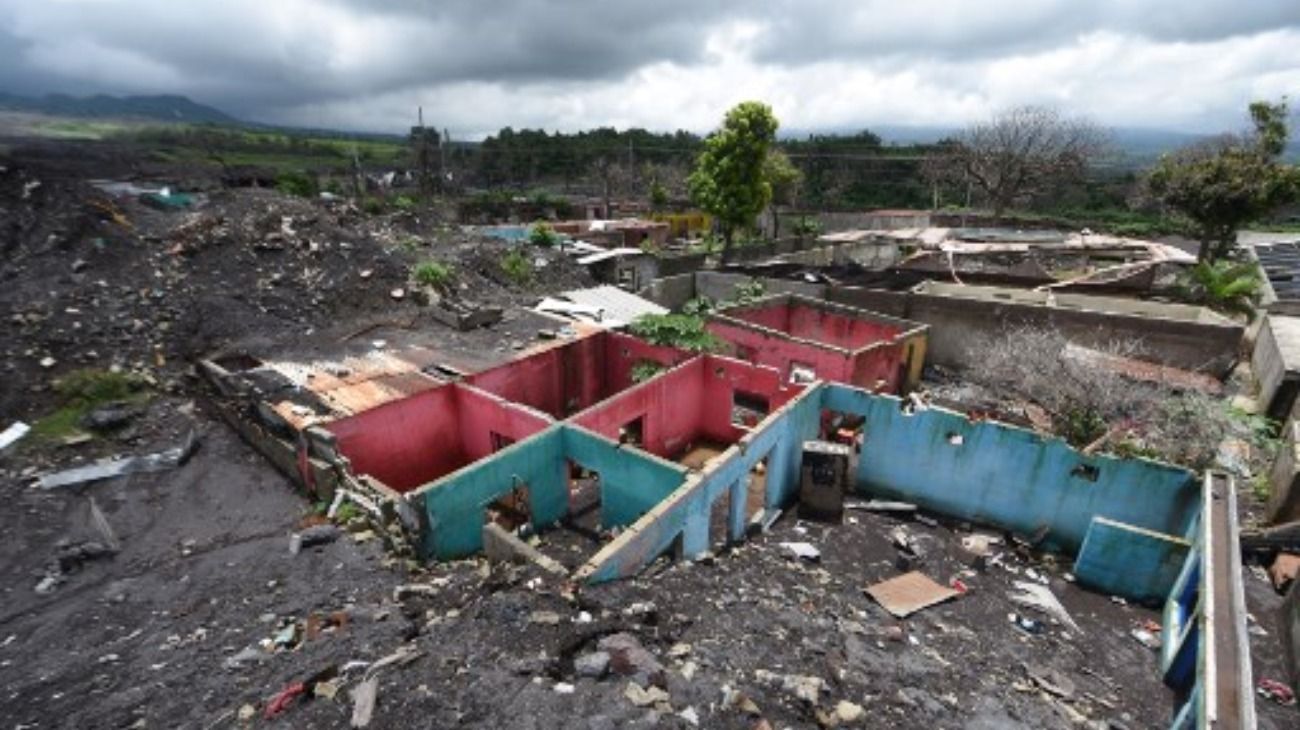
[324,386,466,493]
[325,384,552,493]
[467,331,690,419]
[787,303,901,350]
[573,355,803,461]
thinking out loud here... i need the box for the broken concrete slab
[481,523,567,576]
[35,430,199,489]
[0,421,30,451]
[863,571,959,618]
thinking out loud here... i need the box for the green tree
[1148,100,1300,262]
[649,177,669,212]
[763,149,803,239]
[688,101,780,259]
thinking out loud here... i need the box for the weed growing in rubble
[31,369,151,443]
[1174,260,1262,317]
[529,222,560,247]
[392,195,417,211]
[361,196,385,215]
[412,261,454,289]
[629,314,723,353]
[501,249,534,285]
[631,361,667,383]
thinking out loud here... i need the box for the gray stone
[575,651,610,678]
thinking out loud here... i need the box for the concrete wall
[577,381,823,583]
[324,383,553,493]
[571,355,804,459]
[830,285,1245,376]
[1267,420,1300,524]
[821,384,1200,554]
[412,423,691,559]
[706,295,928,392]
[466,331,691,418]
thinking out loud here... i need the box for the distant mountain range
[2,92,1294,160]
[0,92,239,125]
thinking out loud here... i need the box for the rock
[598,633,665,688]
[39,356,56,369]
[80,402,139,431]
[755,669,825,704]
[71,259,88,272]
[624,682,670,708]
[678,706,700,726]
[530,610,562,625]
[554,682,575,694]
[834,700,866,724]
[390,288,405,300]
[574,651,610,678]
[223,646,266,671]
[237,704,256,721]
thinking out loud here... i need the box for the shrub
[275,170,318,198]
[501,249,534,285]
[529,221,560,247]
[631,361,667,383]
[412,260,453,289]
[392,195,417,211]
[628,314,723,353]
[1174,260,1261,317]
[361,196,385,215]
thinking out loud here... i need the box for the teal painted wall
[1074,516,1190,604]
[414,426,568,559]
[581,385,824,583]
[820,384,1199,554]
[562,425,687,529]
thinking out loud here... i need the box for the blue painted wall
[414,426,568,559]
[579,385,823,583]
[820,385,1199,554]
[1074,516,1190,604]
[562,425,687,529]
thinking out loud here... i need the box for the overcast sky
[0,0,1297,138]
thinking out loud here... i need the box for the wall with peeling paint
[571,355,804,460]
[466,331,691,418]
[821,384,1199,553]
[324,383,552,493]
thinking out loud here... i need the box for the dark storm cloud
[746,0,1300,65]
[0,0,729,113]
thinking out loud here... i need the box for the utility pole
[416,106,431,196]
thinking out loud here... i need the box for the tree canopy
[1148,100,1299,262]
[939,106,1107,216]
[687,101,780,257]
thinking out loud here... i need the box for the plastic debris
[1009,613,1044,635]
[1257,678,1296,706]
[780,541,821,562]
[0,421,30,451]
[35,430,199,489]
[1007,581,1081,633]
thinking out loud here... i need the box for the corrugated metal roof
[535,285,666,328]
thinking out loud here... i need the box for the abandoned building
[198,284,1257,729]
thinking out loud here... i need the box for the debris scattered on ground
[864,571,961,618]
[0,421,30,451]
[1267,551,1300,593]
[1256,678,1296,706]
[598,633,665,688]
[290,524,343,554]
[35,429,199,489]
[845,499,917,514]
[1008,580,1081,633]
[779,541,821,562]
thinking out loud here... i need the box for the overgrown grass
[30,369,151,443]
[501,249,534,285]
[412,260,454,289]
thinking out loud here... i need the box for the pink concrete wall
[466,332,690,419]
[721,300,903,351]
[455,386,552,460]
[573,355,803,461]
[325,384,553,493]
[786,303,901,350]
[706,320,855,384]
[324,386,466,493]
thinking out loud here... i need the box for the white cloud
[0,0,1296,135]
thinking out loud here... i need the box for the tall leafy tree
[1148,100,1299,262]
[688,101,780,259]
[763,149,803,239]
